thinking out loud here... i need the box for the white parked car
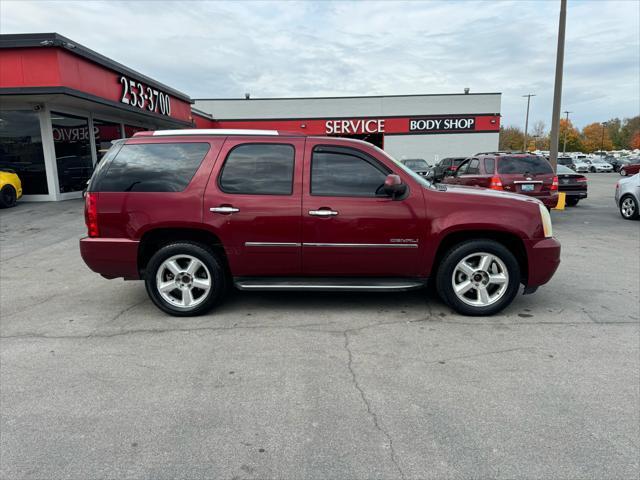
[573,158,592,173]
[588,157,614,173]
[615,173,640,220]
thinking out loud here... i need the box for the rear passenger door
[203,137,305,276]
[456,158,481,186]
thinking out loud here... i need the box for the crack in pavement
[343,330,406,480]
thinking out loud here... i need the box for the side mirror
[383,174,407,199]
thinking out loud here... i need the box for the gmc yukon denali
[80,130,560,317]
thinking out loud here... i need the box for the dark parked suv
[81,130,560,317]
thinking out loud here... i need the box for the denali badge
[390,238,418,243]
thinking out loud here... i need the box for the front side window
[219,144,294,195]
[456,160,470,175]
[92,142,210,192]
[311,148,388,197]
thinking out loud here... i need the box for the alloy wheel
[621,197,636,218]
[155,254,212,308]
[451,252,509,307]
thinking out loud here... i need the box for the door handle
[309,209,338,217]
[210,206,240,214]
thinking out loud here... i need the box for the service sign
[325,119,385,135]
[119,75,172,116]
[409,117,476,133]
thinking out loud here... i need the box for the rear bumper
[79,237,140,280]
[539,194,559,208]
[561,189,587,199]
[524,237,561,287]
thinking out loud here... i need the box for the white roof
[151,129,280,136]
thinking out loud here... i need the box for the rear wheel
[620,195,639,220]
[566,197,580,207]
[145,242,227,316]
[590,166,596,173]
[436,240,521,316]
[0,185,17,208]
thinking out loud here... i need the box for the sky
[1,0,638,130]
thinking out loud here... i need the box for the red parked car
[80,130,560,317]
[619,161,640,176]
[442,153,559,209]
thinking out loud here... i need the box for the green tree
[605,118,623,149]
[499,126,524,151]
[619,116,640,149]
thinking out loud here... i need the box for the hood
[435,184,543,205]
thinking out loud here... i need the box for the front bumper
[524,237,561,287]
[79,237,140,280]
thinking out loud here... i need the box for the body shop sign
[409,117,475,133]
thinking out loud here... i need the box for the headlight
[539,203,553,238]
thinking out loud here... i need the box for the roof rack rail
[475,151,527,156]
[133,129,291,137]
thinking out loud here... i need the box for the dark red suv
[80,130,560,317]
[442,154,559,209]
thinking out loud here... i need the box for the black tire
[144,241,228,316]
[0,185,17,208]
[436,239,521,316]
[619,195,639,220]
[620,168,627,176]
[590,167,596,173]
[566,197,580,207]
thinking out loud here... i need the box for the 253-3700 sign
[119,76,171,116]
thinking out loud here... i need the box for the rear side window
[92,142,209,192]
[497,156,553,174]
[484,158,495,173]
[219,144,294,195]
[311,149,388,197]
[466,159,480,174]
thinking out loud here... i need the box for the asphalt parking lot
[1,173,638,480]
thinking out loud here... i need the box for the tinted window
[219,144,294,195]
[403,159,429,170]
[441,158,452,167]
[484,158,495,173]
[312,149,388,197]
[466,159,480,174]
[497,156,553,174]
[557,165,575,174]
[93,142,209,192]
[453,158,466,167]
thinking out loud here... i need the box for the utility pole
[549,0,567,170]
[562,110,572,155]
[522,94,536,152]
[600,122,607,156]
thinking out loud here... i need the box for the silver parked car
[615,173,640,220]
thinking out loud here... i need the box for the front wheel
[620,195,639,220]
[590,167,596,173]
[0,185,17,208]
[436,240,521,316]
[145,242,227,316]
[620,168,627,176]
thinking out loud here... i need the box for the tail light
[551,176,559,191]
[576,176,588,183]
[489,175,503,190]
[85,192,99,237]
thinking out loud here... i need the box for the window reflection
[51,112,94,193]
[93,119,122,161]
[0,110,48,195]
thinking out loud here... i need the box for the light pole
[522,94,536,152]
[549,0,567,170]
[600,122,607,157]
[562,110,572,155]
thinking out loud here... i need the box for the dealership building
[1,33,501,202]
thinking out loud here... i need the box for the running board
[233,277,427,292]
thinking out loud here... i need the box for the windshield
[370,145,433,188]
[402,159,429,170]
[497,156,554,174]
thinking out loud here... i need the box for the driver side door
[301,142,425,277]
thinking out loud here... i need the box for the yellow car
[0,170,22,208]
